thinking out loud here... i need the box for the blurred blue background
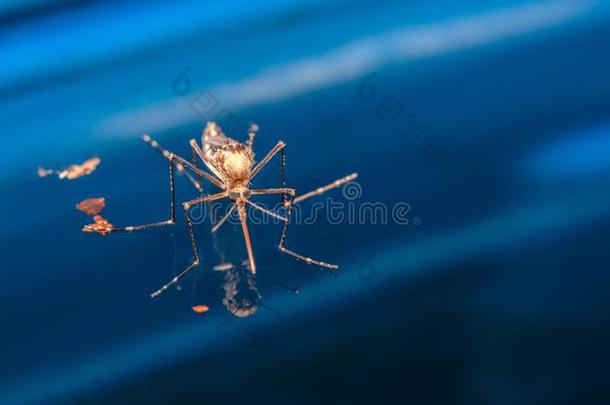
[2,0,610,403]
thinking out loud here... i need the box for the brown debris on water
[76,197,106,216]
[38,157,101,180]
[82,215,113,236]
[37,167,54,177]
[191,305,210,314]
[77,195,113,235]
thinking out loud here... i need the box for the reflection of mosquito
[113,122,358,298]
[211,260,298,319]
[213,261,261,318]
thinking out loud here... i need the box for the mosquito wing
[202,122,233,156]
[201,122,235,179]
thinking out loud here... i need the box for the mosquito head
[228,187,251,201]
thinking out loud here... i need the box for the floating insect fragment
[82,215,114,235]
[78,197,114,235]
[76,197,106,215]
[38,157,101,180]
[37,167,54,177]
[191,305,210,314]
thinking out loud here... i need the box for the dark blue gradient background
[2,1,610,403]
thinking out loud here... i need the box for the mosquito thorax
[219,147,252,181]
[203,123,253,185]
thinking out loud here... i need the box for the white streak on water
[97,0,596,138]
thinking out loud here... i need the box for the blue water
[2,1,610,403]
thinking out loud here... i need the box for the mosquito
[110,122,358,298]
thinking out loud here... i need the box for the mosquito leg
[248,141,285,181]
[188,139,226,186]
[117,156,176,232]
[150,191,228,298]
[249,188,294,222]
[236,202,257,274]
[247,123,258,148]
[190,143,203,192]
[141,133,223,190]
[211,204,236,233]
[292,173,359,204]
[172,153,225,190]
[250,188,295,196]
[252,274,299,294]
[278,193,339,269]
[245,200,287,222]
[141,134,202,192]
[250,188,337,268]
[280,147,287,205]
